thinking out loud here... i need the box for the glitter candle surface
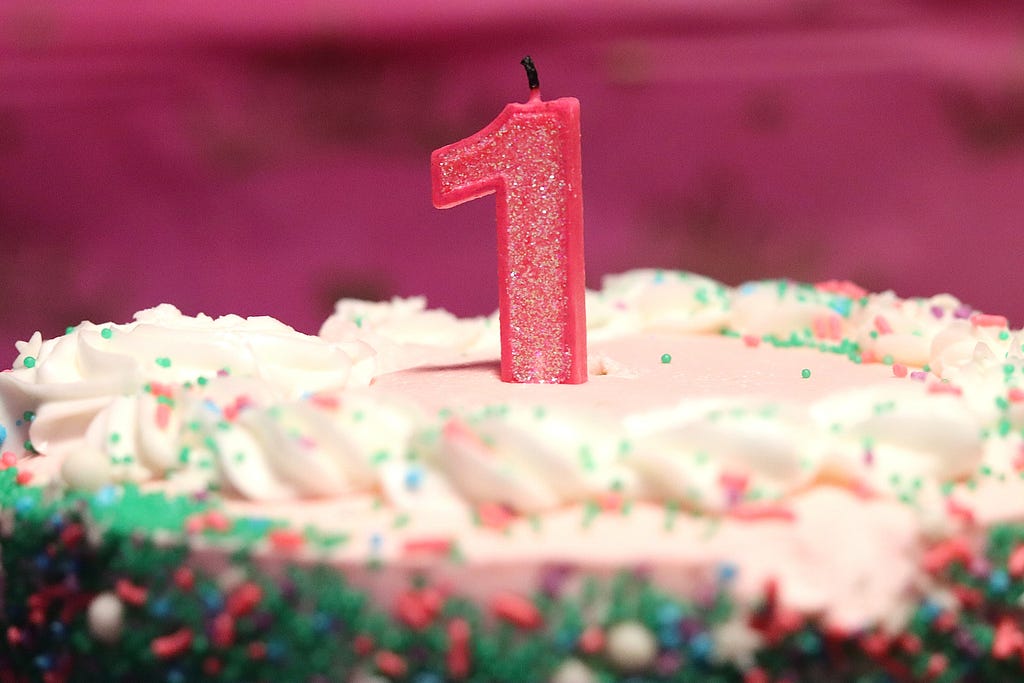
[431,60,586,384]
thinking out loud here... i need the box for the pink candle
[431,57,587,384]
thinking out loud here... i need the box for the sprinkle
[100,328,113,339]
[971,313,1008,328]
[402,537,454,557]
[742,335,760,348]
[268,528,305,551]
[86,593,124,644]
[606,620,658,672]
[173,567,195,591]
[922,536,972,574]
[727,503,795,522]
[375,650,407,678]
[992,617,1024,659]
[476,502,517,531]
[660,353,672,364]
[1007,545,1024,577]
[155,357,172,368]
[874,315,893,335]
[490,592,543,629]
[928,382,962,396]
[353,634,375,656]
[115,579,148,607]
[151,628,193,659]
[211,612,235,648]
[892,363,908,378]
[15,469,32,485]
[800,368,811,379]
[578,625,605,654]
[0,451,15,468]
[23,356,36,369]
[225,582,262,617]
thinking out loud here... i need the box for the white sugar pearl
[549,658,596,683]
[87,592,124,644]
[61,447,113,492]
[606,620,657,672]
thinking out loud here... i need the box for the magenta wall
[3,2,1024,362]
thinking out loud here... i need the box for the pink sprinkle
[971,313,1008,328]
[812,315,829,340]
[375,651,407,678]
[1,451,18,468]
[928,383,962,396]
[873,315,893,335]
[155,403,171,430]
[1008,388,1024,403]
[14,470,32,485]
[309,393,340,410]
[204,510,232,533]
[477,502,517,530]
[945,497,975,525]
[184,515,205,534]
[891,363,908,378]
[718,470,750,494]
[742,334,761,348]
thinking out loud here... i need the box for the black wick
[520,56,540,91]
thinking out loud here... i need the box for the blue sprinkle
[413,674,443,683]
[658,625,682,648]
[15,496,35,514]
[266,640,286,661]
[919,599,942,622]
[49,621,65,638]
[717,562,738,583]
[34,655,53,671]
[739,282,757,296]
[200,587,224,612]
[166,670,185,683]
[796,630,822,655]
[0,424,7,444]
[311,612,332,633]
[655,602,682,626]
[241,517,272,534]
[653,270,666,284]
[688,632,714,660]
[149,597,172,618]
[989,568,1010,594]
[49,512,65,529]
[554,628,577,652]
[829,297,853,318]
[404,466,424,491]
[202,399,221,415]
[93,485,118,507]
[33,554,50,571]
[370,532,383,552]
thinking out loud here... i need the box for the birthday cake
[3,269,1024,682]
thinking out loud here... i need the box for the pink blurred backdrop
[3,1,1024,362]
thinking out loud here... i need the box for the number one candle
[431,56,587,384]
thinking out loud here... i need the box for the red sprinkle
[155,403,172,431]
[993,617,1024,659]
[898,633,921,654]
[202,657,222,676]
[375,650,407,678]
[971,313,1008,328]
[402,536,454,557]
[115,579,148,607]
[815,279,868,299]
[226,582,262,617]
[490,592,543,630]
[927,382,962,396]
[353,634,375,656]
[396,590,436,630]
[476,502,517,531]
[173,567,195,592]
[891,363,908,378]
[744,668,770,683]
[945,497,975,525]
[951,584,983,610]
[211,613,235,648]
[0,451,17,468]
[268,528,305,551]
[922,536,973,573]
[15,470,33,485]
[204,510,232,533]
[247,641,267,660]
[742,334,761,348]
[59,524,84,548]
[727,503,796,522]
[578,624,605,654]
[860,631,890,658]
[1007,544,1024,577]
[1009,387,1024,403]
[446,618,472,679]
[925,653,948,678]
[151,628,193,659]
[933,610,957,633]
[7,626,23,646]
[309,393,341,410]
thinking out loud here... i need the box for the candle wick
[520,56,540,91]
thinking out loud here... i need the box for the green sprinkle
[801,368,811,379]
[155,357,172,368]
[65,326,75,335]
[23,356,36,369]
[660,353,672,364]
[101,328,113,339]
[109,432,121,444]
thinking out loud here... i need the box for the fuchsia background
[2,1,1024,361]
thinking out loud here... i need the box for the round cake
[3,269,1024,682]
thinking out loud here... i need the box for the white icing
[2,270,1022,522]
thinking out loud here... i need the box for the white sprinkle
[606,620,657,672]
[549,658,597,683]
